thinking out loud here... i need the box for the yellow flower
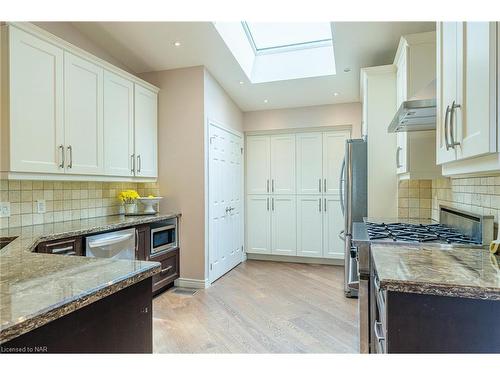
[118,190,140,204]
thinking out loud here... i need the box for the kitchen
[1,1,500,368]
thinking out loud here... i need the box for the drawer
[37,236,83,256]
[151,249,179,293]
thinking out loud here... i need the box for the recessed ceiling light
[344,67,351,73]
[173,41,181,47]
[333,92,339,96]
[263,99,268,103]
[239,81,244,85]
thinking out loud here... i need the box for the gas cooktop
[365,222,482,245]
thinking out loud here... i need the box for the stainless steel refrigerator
[339,138,367,298]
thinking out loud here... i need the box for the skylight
[243,22,332,53]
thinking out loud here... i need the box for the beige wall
[33,22,134,73]
[140,67,206,281]
[243,102,362,137]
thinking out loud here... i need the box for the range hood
[387,80,436,133]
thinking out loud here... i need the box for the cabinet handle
[374,321,385,343]
[444,105,451,150]
[324,179,327,193]
[272,179,274,193]
[137,154,141,173]
[135,228,139,253]
[449,101,461,148]
[160,265,173,275]
[58,145,65,168]
[267,179,269,193]
[51,245,74,254]
[67,146,73,169]
[272,197,274,211]
[131,154,135,174]
[319,178,322,193]
[324,198,327,212]
[267,197,269,211]
[319,198,321,212]
[396,146,402,168]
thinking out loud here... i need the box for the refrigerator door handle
[339,157,346,216]
[338,230,346,241]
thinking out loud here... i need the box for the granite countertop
[371,244,500,300]
[0,212,180,344]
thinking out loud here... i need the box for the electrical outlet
[0,202,11,218]
[36,199,46,214]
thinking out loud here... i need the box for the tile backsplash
[0,180,159,229]
[397,179,432,220]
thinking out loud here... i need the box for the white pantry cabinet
[246,136,271,194]
[1,23,159,181]
[245,195,272,254]
[437,22,499,176]
[7,25,64,174]
[322,195,344,259]
[393,31,441,180]
[270,195,296,255]
[64,52,104,175]
[296,195,323,258]
[103,70,134,176]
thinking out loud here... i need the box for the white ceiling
[71,21,435,112]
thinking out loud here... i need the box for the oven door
[151,225,177,254]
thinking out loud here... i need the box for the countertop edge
[0,262,161,344]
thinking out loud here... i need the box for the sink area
[0,237,17,250]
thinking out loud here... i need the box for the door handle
[318,198,321,212]
[396,146,402,168]
[271,179,274,193]
[267,179,269,193]
[324,179,327,192]
[267,197,269,211]
[67,145,73,169]
[449,101,461,148]
[160,265,173,275]
[137,154,141,173]
[272,197,274,211]
[338,230,346,241]
[131,154,135,174]
[319,178,321,193]
[444,105,451,150]
[339,158,346,216]
[324,198,327,212]
[58,145,65,168]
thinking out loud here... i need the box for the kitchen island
[370,244,500,353]
[0,213,179,353]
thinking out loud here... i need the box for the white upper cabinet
[322,130,350,195]
[1,23,159,181]
[296,132,323,194]
[103,70,134,176]
[134,84,158,178]
[296,195,323,258]
[8,26,64,173]
[270,134,296,194]
[246,136,271,194]
[64,52,104,175]
[437,22,498,175]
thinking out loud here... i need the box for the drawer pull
[160,265,173,275]
[374,321,385,343]
[51,246,74,254]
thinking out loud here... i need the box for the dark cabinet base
[1,278,153,354]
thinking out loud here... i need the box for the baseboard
[246,253,344,266]
[174,277,210,289]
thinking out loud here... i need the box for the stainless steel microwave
[150,218,178,255]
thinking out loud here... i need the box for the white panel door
[103,70,134,176]
[296,132,323,194]
[134,84,158,178]
[246,136,271,194]
[208,124,243,282]
[296,195,323,258]
[436,22,459,164]
[457,22,497,159]
[64,52,104,175]
[246,195,271,254]
[323,196,344,259]
[270,134,296,194]
[322,131,350,195]
[271,195,296,256]
[9,26,64,173]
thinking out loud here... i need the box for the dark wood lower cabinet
[370,258,500,353]
[1,278,153,354]
[37,236,83,256]
[149,249,180,295]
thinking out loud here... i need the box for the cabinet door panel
[270,134,296,194]
[457,22,497,159]
[297,195,323,258]
[322,131,350,195]
[134,84,158,178]
[246,195,271,254]
[9,27,64,173]
[296,132,323,194]
[271,195,296,256]
[323,196,344,259]
[104,70,134,176]
[64,52,104,175]
[436,22,458,164]
[246,136,270,194]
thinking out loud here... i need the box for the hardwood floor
[153,260,359,353]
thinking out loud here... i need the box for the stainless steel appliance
[86,228,136,259]
[150,218,178,255]
[339,138,368,298]
[352,205,494,353]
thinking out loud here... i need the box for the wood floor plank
[153,260,359,353]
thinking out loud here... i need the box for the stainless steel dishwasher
[85,228,136,259]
